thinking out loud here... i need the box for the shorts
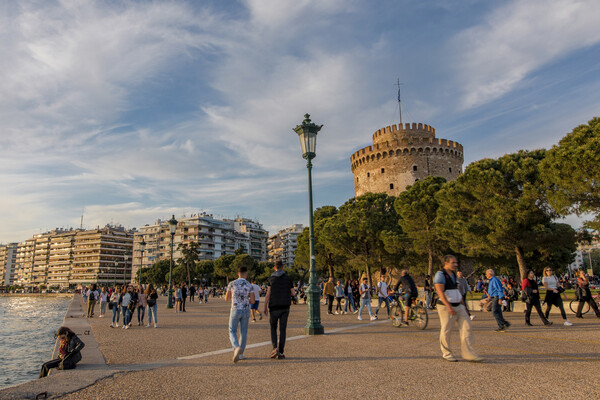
[250,301,259,310]
[403,293,416,308]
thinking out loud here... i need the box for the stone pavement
[3,295,599,399]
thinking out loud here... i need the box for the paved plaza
[2,295,599,399]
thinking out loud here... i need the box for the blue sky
[1,0,599,243]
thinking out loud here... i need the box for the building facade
[132,214,266,281]
[0,243,18,286]
[569,234,600,274]
[351,122,464,196]
[267,224,304,268]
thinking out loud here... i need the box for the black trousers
[269,308,290,354]
[182,297,187,312]
[577,296,600,317]
[525,297,548,323]
[327,295,334,313]
[39,358,76,378]
[544,292,567,320]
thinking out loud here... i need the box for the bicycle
[569,291,600,315]
[389,292,428,330]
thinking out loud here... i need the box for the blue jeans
[425,292,432,309]
[344,293,356,312]
[375,296,390,316]
[111,304,120,324]
[228,309,250,352]
[137,306,145,324]
[122,307,132,326]
[491,297,509,328]
[147,304,158,324]
[359,298,373,318]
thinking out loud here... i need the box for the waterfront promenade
[2,295,599,399]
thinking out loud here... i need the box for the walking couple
[226,260,295,363]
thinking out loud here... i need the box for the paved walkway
[2,295,599,399]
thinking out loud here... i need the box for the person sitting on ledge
[39,327,85,378]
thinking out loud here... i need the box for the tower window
[356,177,359,183]
[449,167,452,173]
[413,165,417,171]
[415,179,419,182]
[389,183,394,190]
[381,168,385,173]
[367,172,370,178]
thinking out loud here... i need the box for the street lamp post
[293,114,324,335]
[167,215,177,309]
[113,261,118,288]
[138,239,146,284]
[123,254,129,284]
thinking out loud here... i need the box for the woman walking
[137,285,147,326]
[575,269,600,318]
[344,279,357,314]
[334,280,345,314]
[39,327,85,378]
[542,267,573,326]
[175,285,182,313]
[109,286,121,328]
[99,287,108,318]
[121,286,132,329]
[146,284,159,328]
[522,270,552,326]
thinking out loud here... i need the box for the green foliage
[177,242,200,286]
[214,254,236,283]
[436,150,574,279]
[232,254,258,276]
[195,260,214,284]
[143,259,171,286]
[395,176,448,276]
[542,117,600,230]
[254,261,275,284]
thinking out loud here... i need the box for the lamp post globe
[139,238,146,284]
[293,114,324,335]
[167,215,178,309]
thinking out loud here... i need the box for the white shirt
[543,275,558,290]
[377,281,388,298]
[360,284,371,299]
[251,284,261,301]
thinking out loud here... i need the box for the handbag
[108,302,113,310]
[520,291,528,302]
[554,275,565,293]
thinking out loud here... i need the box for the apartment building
[569,234,600,273]
[267,224,304,268]
[46,231,79,288]
[132,214,267,280]
[0,243,18,286]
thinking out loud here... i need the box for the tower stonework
[351,122,463,197]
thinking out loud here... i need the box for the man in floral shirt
[225,265,255,363]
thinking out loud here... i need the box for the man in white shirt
[250,280,262,322]
[225,266,256,363]
[375,275,390,319]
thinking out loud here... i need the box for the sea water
[0,296,72,389]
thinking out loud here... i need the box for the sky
[1,0,600,243]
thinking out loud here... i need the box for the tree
[542,117,600,230]
[232,254,257,278]
[321,193,403,286]
[395,176,448,276]
[143,259,171,286]
[255,261,274,284]
[214,254,236,284]
[436,150,575,280]
[177,242,200,287]
[195,260,214,285]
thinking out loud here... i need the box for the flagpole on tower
[397,79,403,125]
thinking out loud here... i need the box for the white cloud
[453,0,600,109]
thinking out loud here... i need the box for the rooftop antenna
[396,78,403,125]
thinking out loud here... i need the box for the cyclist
[394,270,418,326]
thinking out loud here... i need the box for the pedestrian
[39,327,85,378]
[486,269,511,332]
[99,287,108,318]
[344,279,357,314]
[395,270,418,326]
[521,270,552,326]
[109,285,121,328]
[424,274,433,309]
[358,277,376,321]
[181,283,188,312]
[204,286,209,303]
[250,280,263,322]
[323,277,335,315]
[189,285,195,303]
[334,280,345,314]
[146,283,159,328]
[457,271,474,320]
[375,274,390,319]
[121,286,132,329]
[575,269,600,318]
[174,285,182,313]
[542,267,573,326]
[225,265,255,363]
[86,284,97,318]
[137,285,147,326]
[434,255,482,362]
[263,260,294,360]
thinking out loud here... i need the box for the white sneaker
[115,324,119,328]
[239,354,246,360]
[154,323,158,328]
[334,311,339,315]
[109,323,114,327]
[125,325,129,330]
[470,315,475,320]
[370,316,377,321]
[358,316,363,321]
[342,311,347,315]
[353,310,359,314]
[146,324,150,328]
[564,320,573,326]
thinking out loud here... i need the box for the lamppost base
[304,324,325,336]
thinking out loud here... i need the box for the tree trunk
[428,247,434,277]
[515,245,527,281]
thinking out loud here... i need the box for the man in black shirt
[263,260,295,359]
[395,270,419,326]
